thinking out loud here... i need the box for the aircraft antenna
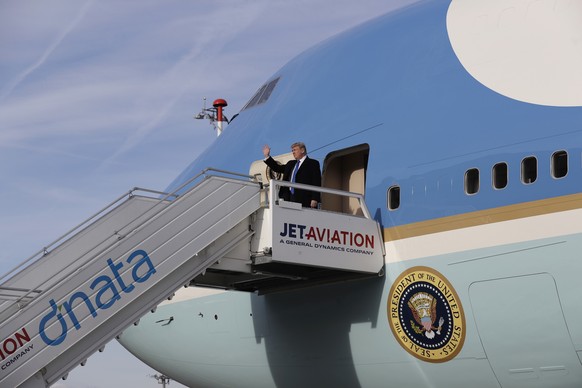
[194,97,229,136]
[149,373,171,387]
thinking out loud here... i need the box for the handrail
[267,179,372,219]
[0,188,153,286]
[130,187,180,198]
[0,168,259,315]
[199,167,256,182]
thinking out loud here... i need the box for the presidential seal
[387,266,465,363]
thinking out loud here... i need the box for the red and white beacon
[194,97,229,136]
[213,98,228,136]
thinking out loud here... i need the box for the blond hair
[291,142,307,154]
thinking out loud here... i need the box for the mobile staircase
[0,169,384,388]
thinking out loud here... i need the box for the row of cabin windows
[387,150,569,210]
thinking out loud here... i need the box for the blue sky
[0,1,414,387]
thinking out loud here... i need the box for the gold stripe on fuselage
[383,193,582,241]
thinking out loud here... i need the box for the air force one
[2,1,582,387]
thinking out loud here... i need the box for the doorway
[321,144,369,215]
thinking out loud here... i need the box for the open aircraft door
[321,144,369,216]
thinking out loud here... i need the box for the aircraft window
[551,150,568,179]
[465,168,479,195]
[387,185,400,210]
[243,84,267,110]
[521,156,537,184]
[257,77,280,104]
[492,162,508,189]
[242,77,280,110]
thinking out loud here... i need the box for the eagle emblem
[387,266,466,363]
[407,292,444,339]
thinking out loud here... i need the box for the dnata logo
[39,249,156,346]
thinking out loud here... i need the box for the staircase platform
[191,179,385,294]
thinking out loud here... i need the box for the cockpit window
[242,77,280,110]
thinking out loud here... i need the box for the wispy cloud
[98,2,268,168]
[0,0,94,102]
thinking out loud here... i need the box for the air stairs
[0,169,384,388]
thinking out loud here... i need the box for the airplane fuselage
[119,1,582,387]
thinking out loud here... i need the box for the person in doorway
[263,142,321,208]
